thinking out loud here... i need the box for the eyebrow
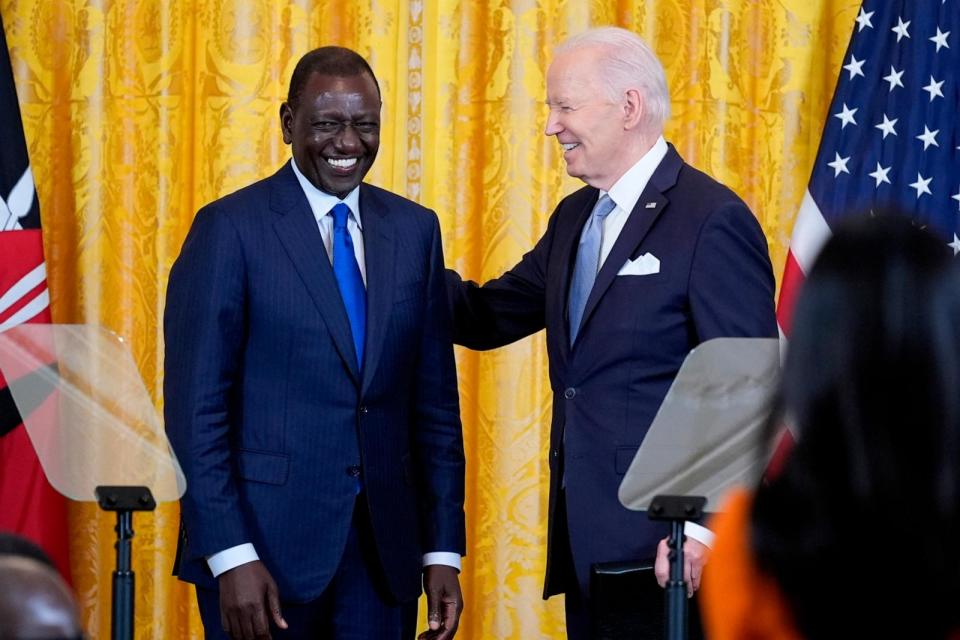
[310,109,380,119]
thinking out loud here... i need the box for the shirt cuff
[207,543,260,578]
[684,521,715,548]
[422,552,461,572]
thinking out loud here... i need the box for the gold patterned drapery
[2,1,859,637]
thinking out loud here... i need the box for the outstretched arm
[446,206,562,350]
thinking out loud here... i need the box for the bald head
[0,556,82,640]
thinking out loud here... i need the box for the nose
[545,110,562,136]
[334,124,362,151]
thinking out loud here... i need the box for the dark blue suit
[165,162,465,611]
[447,145,776,602]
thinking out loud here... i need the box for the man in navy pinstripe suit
[446,28,776,638]
[164,47,465,640]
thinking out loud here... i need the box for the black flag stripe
[0,13,40,230]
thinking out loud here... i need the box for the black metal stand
[648,495,707,640]
[95,485,156,640]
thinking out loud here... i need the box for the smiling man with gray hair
[446,27,777,637]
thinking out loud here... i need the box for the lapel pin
[645,202,657,209]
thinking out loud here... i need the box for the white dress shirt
[586,137,715,549]
[206,159,460,578]
[595,136,668,268]
[290,158,367,285]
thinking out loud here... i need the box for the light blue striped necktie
[568,194,616,346]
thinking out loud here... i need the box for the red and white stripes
[0,261,49,332]
[777,189,832,338]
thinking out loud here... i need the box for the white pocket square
[617,253,660,276]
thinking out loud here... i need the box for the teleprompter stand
[95,486,157,640]
[648,495,707,640]
[618,338,781,640]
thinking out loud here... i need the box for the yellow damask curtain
[2,0,859,637]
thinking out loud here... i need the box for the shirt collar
[600,136,669,214]
[290,157,362,229]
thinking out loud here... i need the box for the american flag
[778,0,959,336]
[0,11,69,580]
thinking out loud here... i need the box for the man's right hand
[217,560,288,640]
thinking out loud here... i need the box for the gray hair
[555,27,671,133]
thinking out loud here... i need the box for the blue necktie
[330,203,366,369]
[568,194,616,345]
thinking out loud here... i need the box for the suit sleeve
[689,201,778,340]
[413,214,467,555]
[445,205,562,350]
[164,205,251,561]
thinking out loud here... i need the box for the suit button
[346,465,361,477]
[564,387,576,399]
[552,448,559,459]
[359,406,369,414]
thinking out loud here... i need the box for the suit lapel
[358,185,395,395]
[270,162,361,384]
[575,146,683,344]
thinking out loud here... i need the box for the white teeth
[327,157,358,169]
[562,143,579,151]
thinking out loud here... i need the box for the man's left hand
[654,537,709,598]
[418,565,463,640]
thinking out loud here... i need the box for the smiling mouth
[326,157,359,170]
[561,143,580,152]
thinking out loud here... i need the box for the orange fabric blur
[701,489,801,640]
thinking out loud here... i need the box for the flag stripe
[789,190,832,276]
[0,288,49,332]
[776,251,804,337]
[0,262,46,315]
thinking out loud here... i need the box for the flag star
[883,66,905,91]
[834,103,858,129]
[951,235,960,256]
[952,188,960,211]
[892,17,911,42]
[930,27,950,52]
[827,153,851,177]
[855,8,874,31]
[868,162,891,187]
[909,172,933,198]
[875,114,898,138]
[923,76,945,101]
[843,54,866,79]
[917,126,940,150]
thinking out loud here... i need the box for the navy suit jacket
[447,145,776,598]
[165,162,465,603]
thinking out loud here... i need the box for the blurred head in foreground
[0,533,82,640]
[752,213,960,638]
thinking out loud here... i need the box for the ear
[623,88,644,130]
[279,103,294,145]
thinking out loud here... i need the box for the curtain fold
[1,0,858,637]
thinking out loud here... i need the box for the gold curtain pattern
[2,0,859,637]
